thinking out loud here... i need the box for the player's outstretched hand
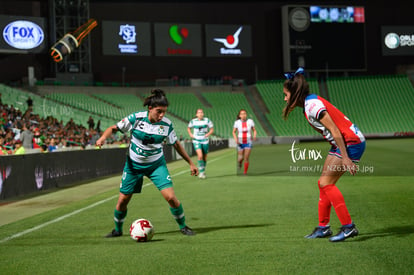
[343,158,357,176]
[190,164,199,176]
[95,138,105,148]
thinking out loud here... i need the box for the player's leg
[160,188,184,224]
[106,169,143,237]
[320,154,358,241]
[307,143,365,240]
[324,143,365,242]
[196,149,204,171]
[194,142,205,178]
[305,179,335,238]
[196,148,206,179]
[199,143,209,178]
[160,187,195,236]
[108,192,132,236]
[151,163,195,236]
[305,155,344,239]
[237,147,244,169]
[318,180,332,227]
[106,159,144,238]
[243,146,252,174]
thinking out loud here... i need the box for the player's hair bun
[144,89,169,107]
[151,89,165,97]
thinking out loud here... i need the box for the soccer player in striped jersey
[282,68,366,242]
[187,109,214,179]
[97,89,198,237]
[232,109,257,175]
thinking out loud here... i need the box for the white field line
[0,154,230,244]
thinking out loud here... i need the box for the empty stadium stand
[2,73,413,144]
[326,75,414,135]
[256,79,321,136]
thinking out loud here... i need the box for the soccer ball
[129,219,154,242]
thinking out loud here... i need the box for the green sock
[198,160,205,173]
[114,209,127,233]
[170,204,186,229]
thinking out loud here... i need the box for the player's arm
[96,125,118,147]
[205,127,214,138]
[232,127,239,144]
[187,127,194,139]
[319,111,356,175]
[252,126,257,141]
[173,140,199,176]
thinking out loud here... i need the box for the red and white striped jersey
[233,119,255,144]
[304,94,365,146]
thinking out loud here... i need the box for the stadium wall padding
[0,140,228,200]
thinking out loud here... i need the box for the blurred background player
[282,67,366,242]
[187,109,214,179]
[232,109,257,175]
[96,89,198,237]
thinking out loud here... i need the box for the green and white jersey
[188,117,213,145]
[117,111,177,164]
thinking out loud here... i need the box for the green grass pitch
[0,138,413,274]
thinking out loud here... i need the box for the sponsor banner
[205,24,252,57]
[0,15,46,53]
[154,23,202,57]
[0,149,126,200]
[102,20,151,56]
[0,141,227,200]
[382,26,414,56]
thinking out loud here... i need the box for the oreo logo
[3,20,44,49]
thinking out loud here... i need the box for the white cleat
[198,172,206,179]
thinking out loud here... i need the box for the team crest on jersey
[158,126,165,135]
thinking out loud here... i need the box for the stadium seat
[326,75,414,134]
[256,79,320,136]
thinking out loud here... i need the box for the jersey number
[142,134,155,145]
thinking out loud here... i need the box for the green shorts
[193,141,209,155]
[120,156,173,194]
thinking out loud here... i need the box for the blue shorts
[238,143,252,151]
[329,141,366,162]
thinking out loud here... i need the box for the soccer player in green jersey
[187,109,214,179]
[96,89,198,237]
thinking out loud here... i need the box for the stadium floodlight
[50,18,97,63]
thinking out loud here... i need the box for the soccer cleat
[105,229,122,238]
[180,226,196,236]
[305,226,333,239]
[329,224,359,242]
[198,172,206,179]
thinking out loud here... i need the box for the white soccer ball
[129,219,154,242]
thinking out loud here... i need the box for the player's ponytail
[143,89,169,108]
[282,69,309,120]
